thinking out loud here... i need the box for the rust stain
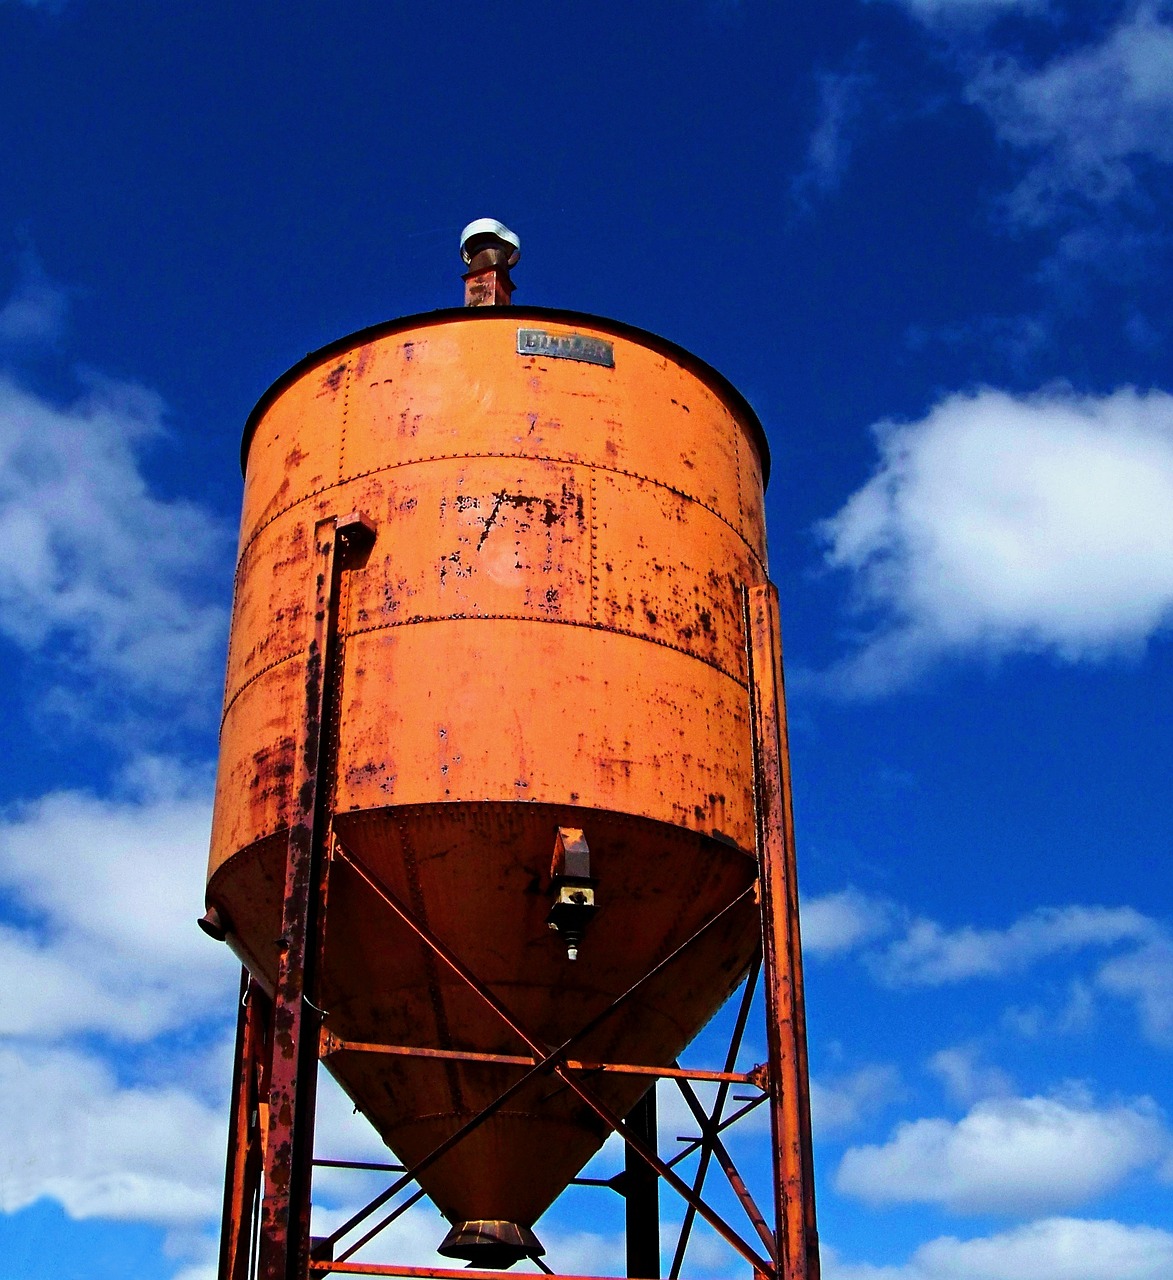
[320,362,348,394]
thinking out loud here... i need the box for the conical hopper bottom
[208,802,758,1233]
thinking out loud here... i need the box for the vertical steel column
[258,512,375,1280]
[745,583,819,1280]
[218,970,269,1280]
[624,1088,661,1278]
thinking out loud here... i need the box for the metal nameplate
[517,328,615,368]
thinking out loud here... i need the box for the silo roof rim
[238,305,772,486]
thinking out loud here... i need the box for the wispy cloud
[0,249,69,349]
[968,7,1173,225]
[812,1063,904,1135]
[928,1044,1014,1106]
[816,386,1173,695]
[879,0,1046,28]
[802,891,1162,989]
[1099,937,1173,1048]
[903,311,1052,376]
[865,3,1173,286]
[874,905,1157,986]
[793,65,873,202]
[1004,976,1099,1039]
[836,1089,1169,1214]
[803,889,1173,1048]
[802,887,898,956]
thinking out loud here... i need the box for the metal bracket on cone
[546,827,597,961]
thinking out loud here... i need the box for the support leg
[219,970,269,1280]
[258,512,374,1280]
[624,1088,660,1279]
[746,583,819,1280]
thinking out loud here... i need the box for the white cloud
[968,8,1173,223]
[812,1064,903,1135]
[0,1042,224,1225]
[823,1217,1173,1280]
[0,763,239,1040]
[802,888,896,956]
[1099,938,1173,1047]
[0,372,230,710]
[874,904,1155,986]
[836,1091,1168,1214]
[928,1045,1014,1106]
[0,281,243,1262]
[819,386,1173,694]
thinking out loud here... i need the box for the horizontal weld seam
[234,450,766,582]
[220,650,298,730]
[221,615,749,720]
[344,613,749,688]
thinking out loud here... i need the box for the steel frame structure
[213,518,819,1280]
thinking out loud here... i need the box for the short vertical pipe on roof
[460,217,520,306]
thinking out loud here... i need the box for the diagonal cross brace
[675,1075,776,1262]
[315,854,759,1260]
[667,1093,770,1172]
[335,1188,429,1265]
[332,843,774,1277]
[668,955,762,1278]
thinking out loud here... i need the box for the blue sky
[0,0,1171,1277]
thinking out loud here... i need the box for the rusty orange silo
[205,222,817,1280]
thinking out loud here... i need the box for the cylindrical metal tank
[207,301,771,1248]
